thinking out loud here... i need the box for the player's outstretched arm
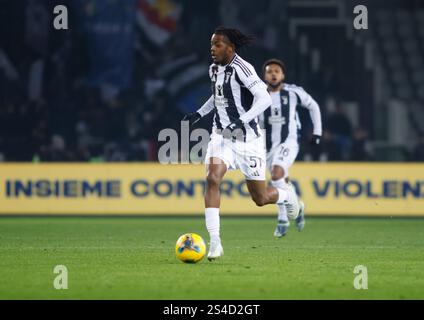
[238,86,272,124]
[182,95,214,126]
[306,98,322,145]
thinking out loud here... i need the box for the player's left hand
[310,134,321,146]
[223,119,245,141]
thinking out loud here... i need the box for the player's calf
[249,185,283,207]
[250,193,269,207]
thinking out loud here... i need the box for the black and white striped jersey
[197,54,269,142]
[260,84,322,152]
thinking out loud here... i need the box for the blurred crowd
[0,0,422,162]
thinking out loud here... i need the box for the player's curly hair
[214,26,256,50]
[262,58,287,75]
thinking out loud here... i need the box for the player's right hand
[223,119,245,141]
[182,112,201,126]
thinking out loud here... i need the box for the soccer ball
[175,233,206,263]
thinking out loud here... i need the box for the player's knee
[251,193,267,207]
[206,172,222,187]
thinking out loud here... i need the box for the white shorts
[266,139,299,178]
[205,133,266,181]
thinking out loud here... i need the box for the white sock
[205,208,220,242]
[272,177,287,189]
[275,188,288,204]
[272,177,288,204]
[272,178,288,221]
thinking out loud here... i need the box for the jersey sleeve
[233,60,267,95]
[293,86,314,108]
[196,65,217,117]
[292,86,322,136]
[196,95,214,117]
[233,59,271,124]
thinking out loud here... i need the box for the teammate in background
[260,59,322,237]
[182,28,301,260]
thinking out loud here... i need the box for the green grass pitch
[1,216,424,299]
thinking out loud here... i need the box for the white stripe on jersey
[268,90,298,149]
